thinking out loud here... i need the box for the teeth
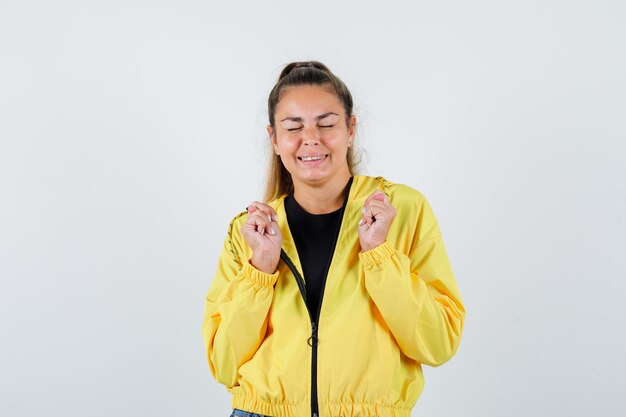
[302,155,324,161]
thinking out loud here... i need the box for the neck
[292,171,352,214]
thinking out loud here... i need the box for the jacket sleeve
[201,217,280,388]
[359,195,465,367]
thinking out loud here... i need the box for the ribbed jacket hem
[231,394,307,417]
[232,394,412,417]
[324,401,412,417]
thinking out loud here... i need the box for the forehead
[275,85,343,116]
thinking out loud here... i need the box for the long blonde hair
[262,61,361,202]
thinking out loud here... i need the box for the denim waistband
[230,408,271,417]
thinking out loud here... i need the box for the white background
[1,1,625,416]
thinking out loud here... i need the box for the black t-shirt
[284,177,353,320]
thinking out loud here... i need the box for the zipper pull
[308,321,319,347]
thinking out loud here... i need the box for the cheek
[326,133,349,148]
[275,138,295,152]
[280,142,299,155]
[277,143,298,165]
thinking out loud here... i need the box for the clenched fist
[357,190,397,252]
[241,201,283,274]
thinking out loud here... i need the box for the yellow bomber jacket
[202,175,465,417]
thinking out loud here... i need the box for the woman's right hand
[240,201,283,274]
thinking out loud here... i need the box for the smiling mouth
[298,154,329,162]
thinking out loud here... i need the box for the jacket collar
[272,175,385,277]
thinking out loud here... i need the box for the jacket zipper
[279,175,353,417]
[279,222,343,417]
[280,250,320,417]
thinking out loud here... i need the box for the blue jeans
[230,408,272,417]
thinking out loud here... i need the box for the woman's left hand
[358,190,397,252]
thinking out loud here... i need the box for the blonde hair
[262,61,361,202]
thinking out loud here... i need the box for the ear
[348,115,356,142]
[267,125,279,154]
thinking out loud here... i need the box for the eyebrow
[279,112,339,123]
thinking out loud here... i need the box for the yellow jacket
[202,175,465,417]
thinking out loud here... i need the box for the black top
[285,177,353,320]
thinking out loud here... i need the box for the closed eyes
[286,125,334,132]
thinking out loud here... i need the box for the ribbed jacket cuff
[242,260,280,287]
[358,240,397,269]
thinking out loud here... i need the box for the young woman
[202,61,465,417]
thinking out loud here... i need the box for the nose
[302,126,320,145]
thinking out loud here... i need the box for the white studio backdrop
[1,1,625,416]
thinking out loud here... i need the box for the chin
[295,170,342,186]
[298,174,329,184]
